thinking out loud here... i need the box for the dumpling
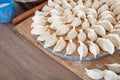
[77,41,88,60]
[97,38,115,55]
[97,4,109,14]
[84,0,92,8]
[76,10,86,19]
[82,19,90,30]
[37,30,50,41]
[69,0,76,8]
[31,25,48,35]
[92,25,106,36]
[56,24,70,36]
[110,29,120,35]
[97,20,113,31]
[70,17,82,27]
[34,10,49,17]
[65,15,74,24]
[77,0,83,5]
[44,33,57,48]
[98,11,115,19]
[53,0,62,5]
[47,15,64,23]
[55,5,64,12]
[113,6,120,16]
[85,8,98,18]
[77,30,86,42]
[88,41,100,58]
[85,68,104,80]
[63,9,72,17]
[104,34,120,49]
[50,22,63,30]
[116,15,120,21]
[53,37,66,52]
[42,5,53,12]
[87,15,97,25]
[32,16,47,24]
[50,9,62,16]
[91,0,102,10]
[73,4,86,12]
[110,3,120,11]
[48,0,57,8]
[65,40,76,55]
[106,0,117,7]
[31,21,46,28]
[86,28,97,41]
[104,70,120,80]
[100,14,116,25]
[114,24,120,29]
[98,0,107,4]
[61,0,72,9]
[106,63,120,73]
[65,27,77,40]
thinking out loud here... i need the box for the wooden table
[0,3,81,80]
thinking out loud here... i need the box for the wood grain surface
[14,11,120,80]
[0,3,81,80]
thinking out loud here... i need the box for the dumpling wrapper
[53,37,66,52]
[97,38,115,55]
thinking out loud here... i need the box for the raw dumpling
[106,63,120,73]
[86,28,97,41]
[56,24,70,36]
[69,0,76,8]
[73,4,86,12]
[76,10,86,19]
[50,22,63,30]
[53,0,62,5]
[86,8,98,18]
[34,10,49,17]
[88,41,100,58]
[110,29,120,35]
[55,5,64,12]
[87,15,97,25]
[70,17,82,27]
[31,25,48,35]
[44,33,57,48]
[97,4,109,14]
[97,20,113,31]
[77,30,86,42]
[65,15,74,24]
[92,25,106,36]
[42,5,53,12]
[104,70,120,80]
[98,0,107,3]
[97,38,115,55]
[104,34,120,49]
[113,6,120,16]
[84,0,92,8]
[106,0,117,7]
[50,9,62,16]
[114,24,120,29]
[77,41,88,60]
[116,15,120,21]
[110,3,120,11]
[65,40,76,55]
[77,0,83,5]
[37,30,50,41]
[65,27,77,40]
[98,11,115,19]
[47,15,64,23]
[91,0,102,10]
[53,37,66,52]
[61,0,72,9]
[63,9,72,17]
[82,19,90,30]
[100,14,116,25]
[85,68,104,80]
[48,0,57,8]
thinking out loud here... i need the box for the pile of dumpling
[31,0,120,60]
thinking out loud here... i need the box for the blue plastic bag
[0,0,15,23]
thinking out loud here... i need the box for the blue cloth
[0,0,15,23]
